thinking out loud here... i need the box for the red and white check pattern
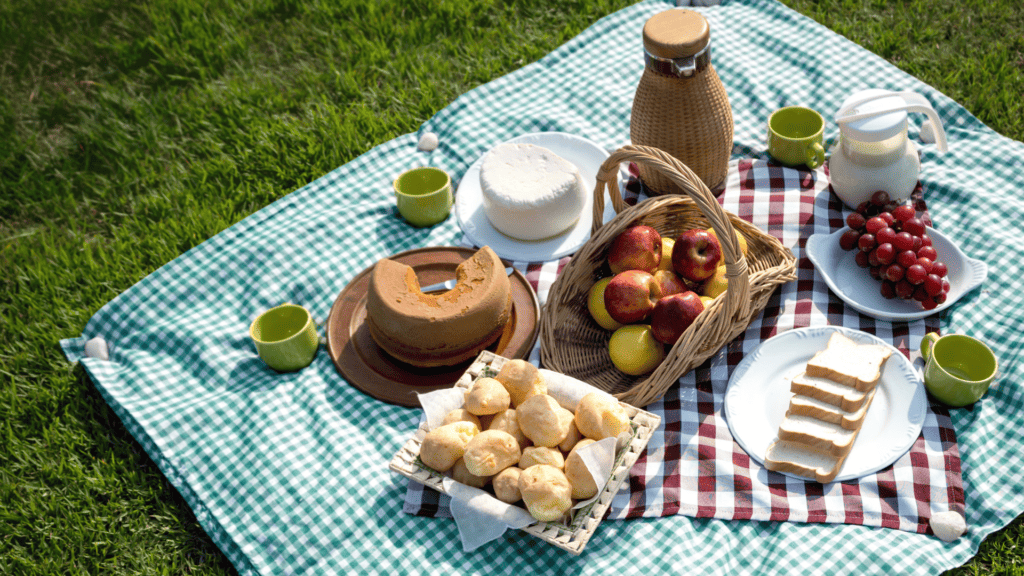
[406,159,965,536]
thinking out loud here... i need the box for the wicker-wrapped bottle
[630,9,733,195]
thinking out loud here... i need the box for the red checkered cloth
[403,159,965,535]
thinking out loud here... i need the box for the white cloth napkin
[443,478,536,551]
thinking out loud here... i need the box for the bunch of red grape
[838,191,950,310]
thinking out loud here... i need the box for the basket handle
[591,145,751,344]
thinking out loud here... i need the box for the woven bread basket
[389,351,660,555]
[539,145,797,407]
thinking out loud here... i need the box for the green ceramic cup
[920,333,998,407]
[249,303,319,372]
[394,166,453,227]
[767,106,826,169]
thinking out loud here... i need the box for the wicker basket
[631,63,733,195]
[630,9,734,195]
[539,146,798,407]
[389,351,660,555]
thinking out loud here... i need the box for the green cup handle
[805,141,826,169]
[920,332,940,362]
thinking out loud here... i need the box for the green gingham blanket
[61,0,1024,574]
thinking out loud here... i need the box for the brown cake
[365,246,512,367]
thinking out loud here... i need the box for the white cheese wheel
[479,143,586,241]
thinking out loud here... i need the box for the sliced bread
[778,385,878,450]
[763,332,891,483]
[788,388,875,431]
[764,440,844,484]
[805,332,892,391]
[777,412,859,453]
[790,371,871,413]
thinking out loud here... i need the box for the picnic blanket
[60,0,1024,574]
[403,161,966,535]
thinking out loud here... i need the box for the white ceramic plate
[806,225,987,321]
[455,132,618,262]
[723,326,926,483]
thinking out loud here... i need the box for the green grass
[1,0,1022,574]
[781,0,1024,142]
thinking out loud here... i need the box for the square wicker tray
[389,350,661,555]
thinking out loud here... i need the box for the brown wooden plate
[325,246,540,407]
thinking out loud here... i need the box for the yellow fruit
[658,238,675,271]
[707,227,748,257]
[608,324,665,375]
[700,295,714,306]
[703,265,729,298]
[587,278,623,331]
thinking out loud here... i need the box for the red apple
[671,229,722,283]
[604,270,663,324]
[650,291,705,345]
[607,225,662,274]
[652,269,689,297]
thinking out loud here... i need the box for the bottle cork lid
[642,9,710,59]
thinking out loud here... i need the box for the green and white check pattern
[62,0,1024,573]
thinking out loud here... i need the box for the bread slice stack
[764,332,892,483]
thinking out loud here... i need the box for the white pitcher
[828,89,948,208]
